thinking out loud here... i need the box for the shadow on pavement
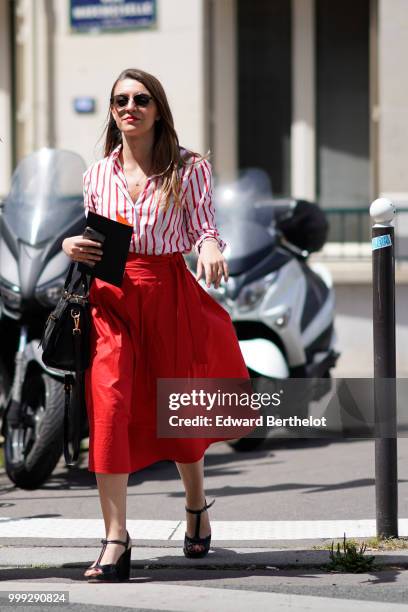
[0,546,406,584]
[2,437,407,502]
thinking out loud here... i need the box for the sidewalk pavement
[0,578,406,612]
[1,540,408,569]
[1,518,408,568]
[2,538,408,611]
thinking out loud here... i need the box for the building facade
[1,0,408,210]
[2,0,408,374]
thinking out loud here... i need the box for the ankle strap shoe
[183,498,215,559]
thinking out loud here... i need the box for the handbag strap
[64,262,76,290]
[63,287,92,466]
[63,332,84,466]
[64,262,91,297]
[63,374,78,466]
[71,269,90,297]
[62,266,94,466]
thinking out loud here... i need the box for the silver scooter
[185,170,339,450]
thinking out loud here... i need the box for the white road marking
[0,517,407,540]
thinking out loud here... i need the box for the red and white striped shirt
[83,144,226,256]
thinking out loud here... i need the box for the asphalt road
[1,437,408,610]
[1,437,408,522]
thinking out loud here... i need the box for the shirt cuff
[195,235,227,256]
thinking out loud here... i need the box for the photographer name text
[167,415,327,428]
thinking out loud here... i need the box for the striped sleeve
[83,166,96,217]
[184,158,226,256]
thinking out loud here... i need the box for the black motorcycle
[0,148,88,488]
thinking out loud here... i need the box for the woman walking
[62,68,249,582]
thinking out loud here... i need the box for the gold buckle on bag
[70,309,81,335]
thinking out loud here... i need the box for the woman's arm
[61,166,103,266]
[184,158,228,289]
[62,235,103,266]
[196,239,228,289]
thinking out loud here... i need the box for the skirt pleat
[85,251,249,474]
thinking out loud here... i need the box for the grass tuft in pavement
[324,533,376,573]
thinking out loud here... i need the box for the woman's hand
[62,235,103,267]
[196,240,228,289]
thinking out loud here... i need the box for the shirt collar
[110,143,123,163]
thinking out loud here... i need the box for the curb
[1,546,408,570]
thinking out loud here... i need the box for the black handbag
[40,263,92,371]
[39,262,93,466]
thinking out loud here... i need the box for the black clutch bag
[39,262,93,466]
[78,211,133,287]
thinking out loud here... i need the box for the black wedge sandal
[85,531,131,582]
[183,498,215,559]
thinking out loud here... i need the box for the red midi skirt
[84,251,250,474]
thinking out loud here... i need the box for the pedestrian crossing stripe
[0,518,407,540]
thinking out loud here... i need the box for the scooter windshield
[214,167,277,230]
[3,148,86,246]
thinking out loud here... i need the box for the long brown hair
[103,68,201,211]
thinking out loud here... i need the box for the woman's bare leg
[175,457,212,554]
[85,473,130,577]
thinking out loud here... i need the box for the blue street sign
[70,0,156,32]
[372,234,392,251]
[73,97,96,113]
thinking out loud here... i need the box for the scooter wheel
[4,372,65,489]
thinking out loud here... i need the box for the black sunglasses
[112,93,153,108]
